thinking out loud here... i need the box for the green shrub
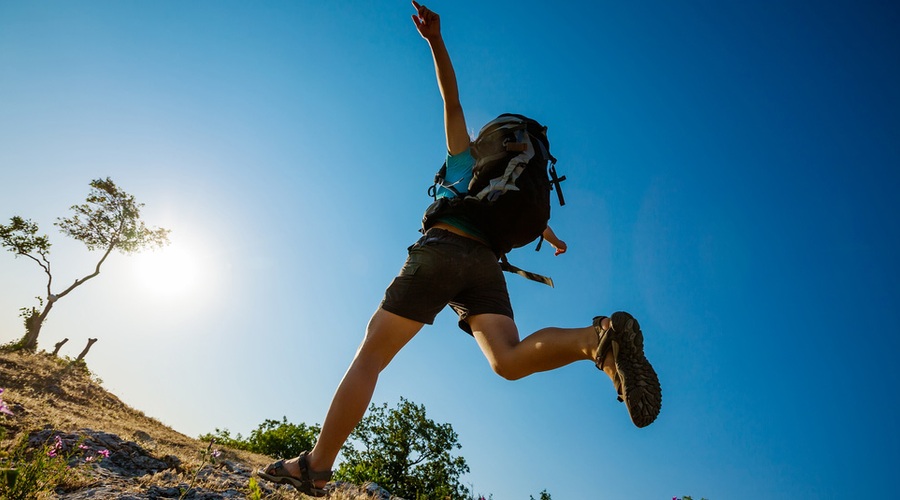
[201,417,320,459]
[336,397,470,500]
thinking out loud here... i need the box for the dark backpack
[422,113,566,286]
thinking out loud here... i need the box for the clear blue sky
[1,1,898,498]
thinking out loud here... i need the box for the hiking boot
[594,311,662,428]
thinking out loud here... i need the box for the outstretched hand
[541,226,568,256]
[552,240,568,256]
[411,1,441,40]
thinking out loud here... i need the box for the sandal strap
[594,316,627,402]
[264,459,288,475]
[299,451,334,482]
[593,316,612,370]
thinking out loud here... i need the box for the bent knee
[490,360,526,381]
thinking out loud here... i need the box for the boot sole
[610,311,662,428]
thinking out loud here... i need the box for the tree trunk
[51,338,69,356]
[19,299,55,352]
[20,312,43,352]
[75,338,98,362]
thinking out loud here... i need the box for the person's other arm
[542,226,567,256]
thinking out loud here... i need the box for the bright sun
[131,244,202,298]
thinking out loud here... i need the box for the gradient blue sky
[1,1,898,499]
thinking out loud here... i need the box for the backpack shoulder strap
[427,161,465,200]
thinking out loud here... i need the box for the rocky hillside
[0,349,379,499]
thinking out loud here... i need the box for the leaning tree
[0,177,170,352]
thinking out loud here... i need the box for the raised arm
[411,1,469,155]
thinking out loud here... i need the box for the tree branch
[56,240,116,300]
[18,251,45,271]
[75,338,98,362]
[51,338,69,356]
[40,249,53,297]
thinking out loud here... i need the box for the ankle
[589,317,611,358]
[306,450,326,473]
[302,451,331,488]
[601,351,616,379]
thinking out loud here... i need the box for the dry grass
[0,349,255,467]
[0,349,375,499]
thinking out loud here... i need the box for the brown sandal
[593,312,662,428]
[257,451,333,497]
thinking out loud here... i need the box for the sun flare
[131,244,202,298]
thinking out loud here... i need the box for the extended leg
[262,308,424,491]
[467,313,612,381]
[469,312,661,427]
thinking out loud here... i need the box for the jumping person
[258,3,661,496]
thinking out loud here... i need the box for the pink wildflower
[0,388,13,416]
[98,449,110,458]
[47,435,64,457]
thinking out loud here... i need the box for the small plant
[247,476,263,500]
[0,338,26,352]
[0,428,109,500]
[178,438,221,500]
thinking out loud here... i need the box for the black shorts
[381,228,514,334]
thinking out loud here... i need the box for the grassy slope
[0,349,255,465]
[0,348,373,499]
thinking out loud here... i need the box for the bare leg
[274,308,424,486]
[468,313,615,381]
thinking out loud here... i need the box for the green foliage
[247,477,263,500]
[0,338,26,353]
[0,217,51,259]
[246,418,320,458]
[18,297,43,327]
[529,490,552,500]
[55,177,170,254]
[199,428,246,451]
[201,417,320,459]
[336,397,470,500]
